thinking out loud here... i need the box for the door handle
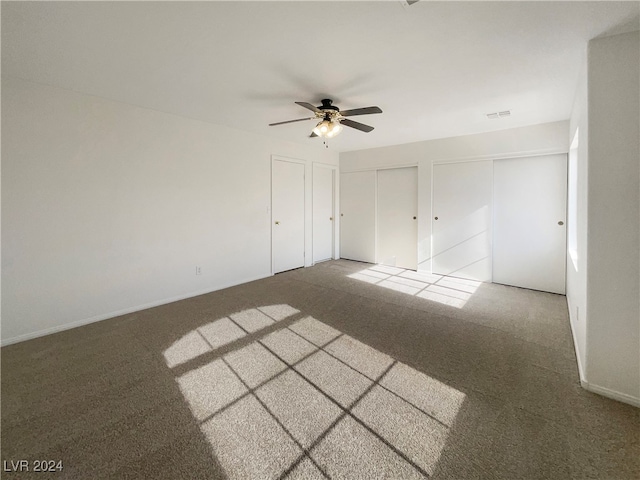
[329,217,333,221]
[413,216,417,220]
[434,216,438,220]
[558,221,564,226]
[275,221,280,225]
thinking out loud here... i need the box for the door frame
[312,163,338,265]
[271,155,308,275]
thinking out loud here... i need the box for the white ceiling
[2,1,638,152]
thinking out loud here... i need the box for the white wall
[567,52,589,386]
[340,121,569,272]
[585,31,639,404]
[1,77,338,344]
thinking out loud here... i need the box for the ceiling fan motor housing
[319,99,339,112]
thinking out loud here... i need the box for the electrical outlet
[196,266,202,276]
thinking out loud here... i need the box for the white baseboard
[0,273,271,347]
[582,382,640,408]
[566,299,587,386]
[566,299,640,408]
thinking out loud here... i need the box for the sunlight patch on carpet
[348,266,480,309]
[163,305,299,367]
[165,307,466,479]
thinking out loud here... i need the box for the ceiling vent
[487,110,511,119]
[400,0,420,9]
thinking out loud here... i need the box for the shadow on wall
[164,304,466,479]
[428,205,492,280]
[348,265,481,308]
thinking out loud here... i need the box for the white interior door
[377,167,418,270]
[340,171,376,263]
[432,161,493,281]
[272,159,305,274]
[313,165,334,263]
[493,154,567,294]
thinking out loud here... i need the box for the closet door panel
[432,161,493,281]
[313,166,335,263]
[493,154,567,294]
[340,171,376,263]
[377,167,418,270]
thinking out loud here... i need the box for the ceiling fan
[269,99,382,138]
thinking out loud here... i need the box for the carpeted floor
[2,259,638,479]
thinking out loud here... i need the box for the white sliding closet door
[493,154,567,294]
[377,167,418,270]
[340,171,376,263]
[313,165,335,263]
[272,159,305,274]
[432,161,493,281]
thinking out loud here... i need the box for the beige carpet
[2,260,639,479]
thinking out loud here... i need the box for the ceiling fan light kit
[269,98,382,140]
[313,119,342,138]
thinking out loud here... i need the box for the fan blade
[341,118,375,133]
[269,117,314,126]
[340,106,382,117]
[310,131,318,138]
[295,101,322,113]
